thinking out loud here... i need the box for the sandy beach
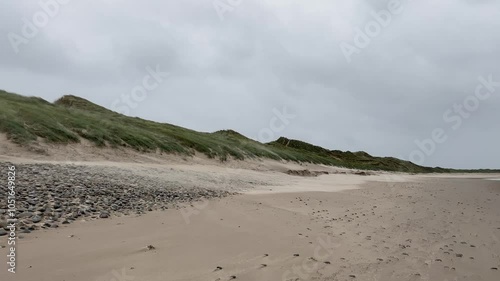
[2,0,500,280]
[1,156,499,281]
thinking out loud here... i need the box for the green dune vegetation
[1,89,498,173]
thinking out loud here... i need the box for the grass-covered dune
[1,90,497,173]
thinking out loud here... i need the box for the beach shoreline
[1,158,499,281]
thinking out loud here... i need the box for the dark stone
[99,212,110,219]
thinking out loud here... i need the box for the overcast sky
[1,0,499,169]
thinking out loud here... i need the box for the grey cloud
[0,0,499,169]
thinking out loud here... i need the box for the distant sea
[488,178,500,181]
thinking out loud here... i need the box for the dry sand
[2,175,500,281]
[1,143,500,281]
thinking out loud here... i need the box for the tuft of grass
[0,90,498,173]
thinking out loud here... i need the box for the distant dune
[1,89,499,173]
